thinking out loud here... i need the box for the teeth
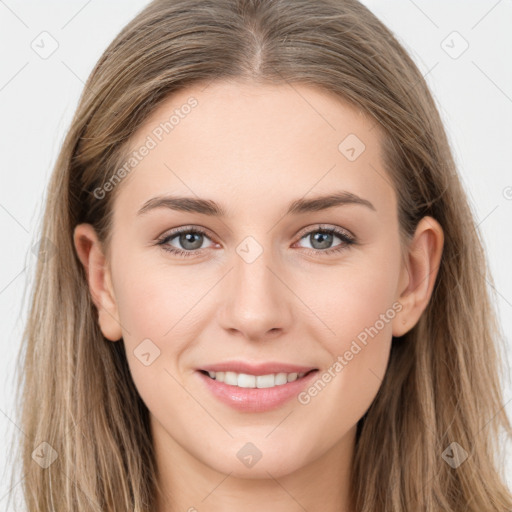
[224,371,238,386]
[204,370,309,388]
[238,373,256,388]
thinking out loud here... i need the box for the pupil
[180,232,203,250]
[312,231,332,249]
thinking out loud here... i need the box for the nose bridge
[234,238,273,296]
[217,235,292,339]
[233,234,280,309]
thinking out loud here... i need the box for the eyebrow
[137,191,376,217]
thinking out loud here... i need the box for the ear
[392,216,444,337]
[73,223,123,342]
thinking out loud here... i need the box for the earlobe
[392,216,444,337]
[73,223,123,342]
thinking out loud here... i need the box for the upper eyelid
[295,224,354,239]
[159,225,214,240]
[159,224,354,246]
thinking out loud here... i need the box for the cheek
[305,263,396,387]
[110,253,223,400]
[112,252,207,340]
[108,255,188,378]
[304,244,401,355]
[110,262,196,421]
[115,275,173,341]
[293,243,400,430]
[333,269,398,347]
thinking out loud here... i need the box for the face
[88,80,412,479]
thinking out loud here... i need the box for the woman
[13,0,512,510]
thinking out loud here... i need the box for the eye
[156,226,216,257]
[294,225,356,255]
[155,224,356,259]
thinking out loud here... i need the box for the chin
[203,445,310,479]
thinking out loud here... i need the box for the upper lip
[198,361,318,376]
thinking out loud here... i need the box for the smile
[196,367,320,412]
[199,369,317,389]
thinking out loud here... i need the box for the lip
[196,366,319,413]
[198,361,317,376]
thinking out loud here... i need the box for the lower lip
[196,370,319,412]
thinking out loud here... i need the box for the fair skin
[74,80,443,512]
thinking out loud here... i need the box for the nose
[217,244,294,342]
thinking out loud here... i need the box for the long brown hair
[11,0,512,510]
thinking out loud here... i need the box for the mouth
[198,368,318,389]
[196,364,320,413]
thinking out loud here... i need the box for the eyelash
[155,225,356,258]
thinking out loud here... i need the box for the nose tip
[216,249,293,342]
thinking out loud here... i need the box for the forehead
[115,80,396,218]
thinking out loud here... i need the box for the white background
[0,0,511,508]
